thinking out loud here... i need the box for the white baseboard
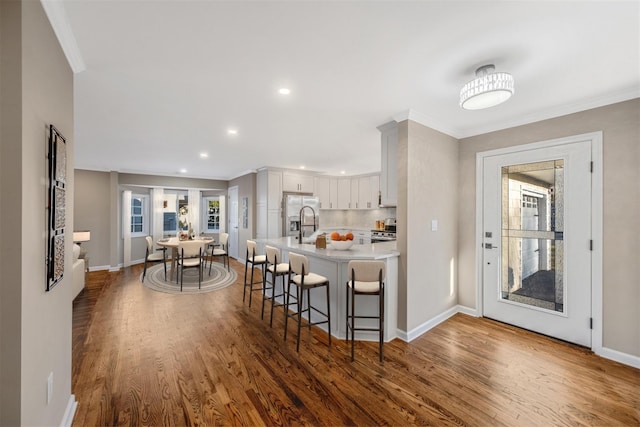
[395,305,639,369]
[397,304,470,342]
[59,395,77,427]
[596,346,640,369]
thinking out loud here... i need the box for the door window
[501,160,564,312]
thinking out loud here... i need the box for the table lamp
[73,230,91,244]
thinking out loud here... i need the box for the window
[202,197,220,231]
[131,194,149,237]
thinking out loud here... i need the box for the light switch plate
[431,220,438,231]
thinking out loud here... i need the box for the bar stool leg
[296,285,303,352]
[326,282,331,347]
[350,285,355,361]
[284,280,291,342]
[380,286,384,362]
[243,259,249,303]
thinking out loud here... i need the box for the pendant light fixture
[460,64,514,110]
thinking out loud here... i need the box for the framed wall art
[46,125,66,291]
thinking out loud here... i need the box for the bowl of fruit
[329,231,354,250]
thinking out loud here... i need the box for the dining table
[156,236,215,281]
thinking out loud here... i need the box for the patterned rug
[141,262,237,294]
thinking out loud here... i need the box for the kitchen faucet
[299,205,317,242]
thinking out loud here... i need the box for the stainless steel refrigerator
[282,193,320,240]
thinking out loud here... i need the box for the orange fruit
[345,232,354,241]
[330,231,340,241]
[340,235,347,241]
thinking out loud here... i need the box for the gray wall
[74,169,111,268]
[458,99,640,357]
[0,0,75,424]
[397,120,459,332]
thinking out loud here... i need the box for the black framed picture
[46,125,66,291]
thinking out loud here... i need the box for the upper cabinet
[359,175,379,209]
[283,172,315,193]
[315,174,379,210]
[336,178,351,209]
[314,176,338,209]
[378,121,398,207]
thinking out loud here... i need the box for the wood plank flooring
[72,259,640,426]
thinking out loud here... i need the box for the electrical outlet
[47,372,53,405]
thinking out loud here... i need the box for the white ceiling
[53,1,639,180]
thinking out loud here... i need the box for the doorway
[228,186,239,259]
[477,133,602,348]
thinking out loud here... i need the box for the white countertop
[256,237,399,261]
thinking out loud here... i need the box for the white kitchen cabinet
[256,203,267,239]
[268,171,282,208]
[267,209,281,239]
[378,121,398,207]
[351,179,360,209]
[352,175,380,209]
[257,168,283,239]
[353,230,372,245]
[283,172,314,193]
[336,178,351,209]
[315,177,330,209]
[369,175,380,208]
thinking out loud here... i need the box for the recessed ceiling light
[227,129,238,135]
[179,168,187,174]
[278,88,291,95]
[340,170,346,175]
[299,165,305,169]
[199,152,208,159]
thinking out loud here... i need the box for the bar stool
[262,245,289,325]
[284,252,331,352]
[346,260,385,362]
[244,240,266,307]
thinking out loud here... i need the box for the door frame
[228,185,239,260]
[475,131,603,350]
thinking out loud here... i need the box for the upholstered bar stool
[284,252,331,352]
[262,245,290,324]
[346,260,386,362]
[244,240,267,307]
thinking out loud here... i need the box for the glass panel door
[481,137,593,347]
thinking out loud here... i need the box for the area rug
[141,262,237,294]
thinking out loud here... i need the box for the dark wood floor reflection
[72,259,640,426]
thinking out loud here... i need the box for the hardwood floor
[72,259,640,426]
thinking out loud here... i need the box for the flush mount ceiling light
[460,64,514,110]
[278,88,291,95]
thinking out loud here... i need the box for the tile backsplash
[319,207,396,229]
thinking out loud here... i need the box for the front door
[481,138,593,347]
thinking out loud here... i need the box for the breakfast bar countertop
[255,237,399,262]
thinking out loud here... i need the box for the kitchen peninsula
[256,237,399,341]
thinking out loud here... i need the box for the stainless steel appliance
[371,229,396,242]
[372,218,396,242]
[283,193,320,240]
[384,217,397,232]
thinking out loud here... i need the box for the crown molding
[41,0,86,73]
[392,109,464,139]
[391,88,639,141]
[455,88,640,139]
